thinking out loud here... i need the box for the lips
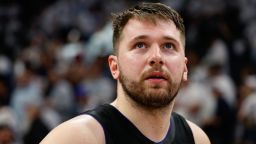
[145,72,168,80]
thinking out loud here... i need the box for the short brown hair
[112,2,185,54]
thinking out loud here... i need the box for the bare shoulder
[40,114,105,144]
[186,120,211,144]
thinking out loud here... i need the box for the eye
[135,42,146,49]
[163,43,174,49]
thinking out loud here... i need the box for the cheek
[118,54,145,78]
[166,59,186,77]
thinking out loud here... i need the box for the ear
[108,55,119,79]
[183,57,188,81]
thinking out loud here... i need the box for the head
[112,2,185,55]
[109,2,188,108]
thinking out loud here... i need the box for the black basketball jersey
[84,104,195,144]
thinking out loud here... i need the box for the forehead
[120,18,182,45]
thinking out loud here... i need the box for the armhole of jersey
[172,112,195,144]
[83,109,111,144]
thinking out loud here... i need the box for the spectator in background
[80,56,115,111]
[43,67,74,121]
[0,55,13,107]
[0,107,18,143]
[10,61,46,140]
[174,81,216,127]
[0,124,15,144]
[203,64,236,144]
[23,103,49,144]
[9,59,52,144]
[238,75,256,143]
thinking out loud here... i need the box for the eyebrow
[162,36,179,43]
[131,35,148,41]
[131,35,180,46]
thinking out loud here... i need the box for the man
[40,2,211,144]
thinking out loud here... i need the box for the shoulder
[186,120,211,144]
[40,114,105,144]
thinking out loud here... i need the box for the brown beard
[119,68,183,109]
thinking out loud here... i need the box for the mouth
[145,72,168,80]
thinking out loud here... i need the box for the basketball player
[41,2,211,144]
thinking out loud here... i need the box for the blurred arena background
[0,0,256,143]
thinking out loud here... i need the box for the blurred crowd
[0,0,256,144]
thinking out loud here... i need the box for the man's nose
[148,45,164,66]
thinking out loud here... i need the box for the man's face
[109,18,188,108]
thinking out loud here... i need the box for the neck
[111,84,174,142]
